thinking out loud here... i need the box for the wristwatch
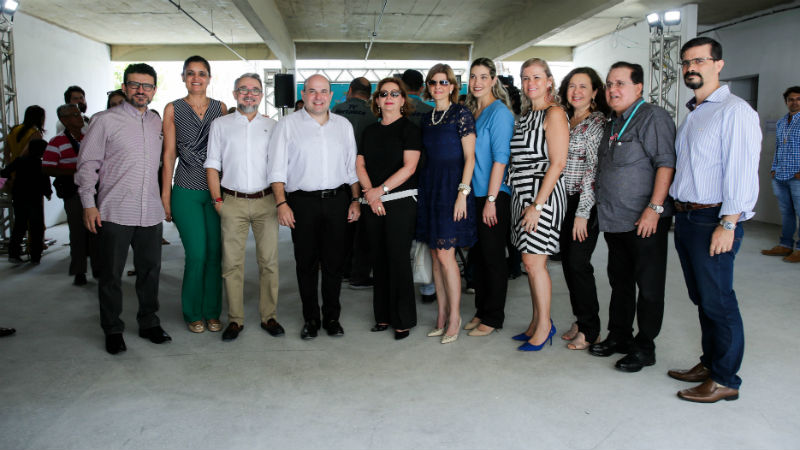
[458,183,471,196]
[719,220,736,231]
[487,194,497,203]
[533,202,544,211]
[382,184,390,194]
[647,202,664,214]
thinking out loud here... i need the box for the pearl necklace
[431,103,451,126]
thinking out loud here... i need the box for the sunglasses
[378,90,401,98]
[428,80,451,86]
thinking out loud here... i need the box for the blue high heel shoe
[517,323,557,352]
[512,319,554,342]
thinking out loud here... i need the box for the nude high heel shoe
[441,318,462,344]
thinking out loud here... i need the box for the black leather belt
[222,187,272,199]
[289,185,348,199]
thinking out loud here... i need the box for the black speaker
[274,73,295,108]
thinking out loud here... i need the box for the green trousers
[171,185,222,322]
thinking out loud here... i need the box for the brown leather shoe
[761,245,793,256]
[782,250,800,263]
[187,320,205,333]
[668,362,710,382]
[677,379,739,403]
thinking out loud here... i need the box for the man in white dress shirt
[205,73,284,342]
[268,74,361,340]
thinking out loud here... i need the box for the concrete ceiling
[18,0,795,66]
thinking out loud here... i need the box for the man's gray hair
[234,73,262,89]
[57,103,79,117]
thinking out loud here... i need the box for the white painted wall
[12,12,113,226]
[573,5,798,225]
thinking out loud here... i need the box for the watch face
[488,195,496,202]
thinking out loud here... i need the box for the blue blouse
[471,99,515,196]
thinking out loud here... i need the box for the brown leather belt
[674,201,722,212]
[222,187,272,199]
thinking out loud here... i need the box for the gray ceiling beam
[231,0,295,69]
[295,42,471,61]
[474,0,623,61]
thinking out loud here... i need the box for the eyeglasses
[606,80,636,89]
[125,81,156,92]
[428,80,450,86]
[378,90,401,98]
[680,57,717,68]
[235,87,263,95]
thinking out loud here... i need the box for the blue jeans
[771,177,800,250]
[674,207,744,389]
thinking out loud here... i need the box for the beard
[127,94,151,109]
[238,102,258,113]
[684,72,703,90]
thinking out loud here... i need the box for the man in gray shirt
[402,69,433,128]
[588,62,676,373]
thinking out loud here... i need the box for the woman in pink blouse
[556,67,609,350]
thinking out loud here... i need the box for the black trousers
[9,195,44,262]
[64,194,101,277]
[603,217,671,352]
[471,193,511,328]
[343,216,372,283]
[559,194,600,342]
[288,189,349,323]
[98,221,162,335]
[364,197,417,330]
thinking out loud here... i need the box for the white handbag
[411,241,433,285]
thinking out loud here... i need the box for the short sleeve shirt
[359,117,422,192]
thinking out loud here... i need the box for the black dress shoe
[394,330,409,340]
[371,323,389,332]
[301,320,320,340]
[138,326,172,344]
[222,323,243,341]
[615,350,656,372]
[324,320,344,337]
[105,333,127,354]
[421,293,436,304]
[73,273,87,286]
[261,319,285,337]
[0,327,15,337]
[589,337,632,357]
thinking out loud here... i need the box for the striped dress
[507,106,566,255]
[173,98,223,190]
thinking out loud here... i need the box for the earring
[590,98,597,110]
[377,105,381,113]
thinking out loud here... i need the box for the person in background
[1,139,51,264]
[507,58,568,352]
[3,105,45,177]
[294,100,304,111]
[357,77,421,340]
[56,86,90,134]
[106,90,126,109]
[162,55,227,334]
[462,57,515,337]
[556,67,608,350]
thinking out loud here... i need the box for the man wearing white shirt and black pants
[268,74,361,340]
[205,73,284,342]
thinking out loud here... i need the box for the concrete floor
[0,220,798,450]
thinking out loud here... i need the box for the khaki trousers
[219,193,279,325]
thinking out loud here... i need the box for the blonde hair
[423,63,459,104]
[465,57,512,115]
[519,58,559,114]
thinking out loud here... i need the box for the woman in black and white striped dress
[507,58,569,351]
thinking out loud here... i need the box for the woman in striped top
[161,55,227,334]
[556,67,609,350]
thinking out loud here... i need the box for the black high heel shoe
[371,323,389,332]
[394,329,410,340]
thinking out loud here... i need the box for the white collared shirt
[204,110,277,193]
[267,108,358,192]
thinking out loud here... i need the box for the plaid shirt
[772,112,800,181]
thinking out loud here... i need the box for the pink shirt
[76,102,165,227]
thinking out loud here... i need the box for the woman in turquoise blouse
[463,57,516,336]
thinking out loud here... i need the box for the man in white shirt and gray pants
[268,74,361,340]
[205,73,284,342]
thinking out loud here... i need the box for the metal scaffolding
[648,31,680,125]
[0,18,18,254]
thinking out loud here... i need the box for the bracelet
[214,197,223,204]
[275,200,287,208]
[458,183,471,195]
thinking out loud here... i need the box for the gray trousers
[98,221,162,335]
[64,194,100,276]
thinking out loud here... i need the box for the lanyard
[609,99,645,146]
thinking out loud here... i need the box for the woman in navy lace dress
[416,64,477,344]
